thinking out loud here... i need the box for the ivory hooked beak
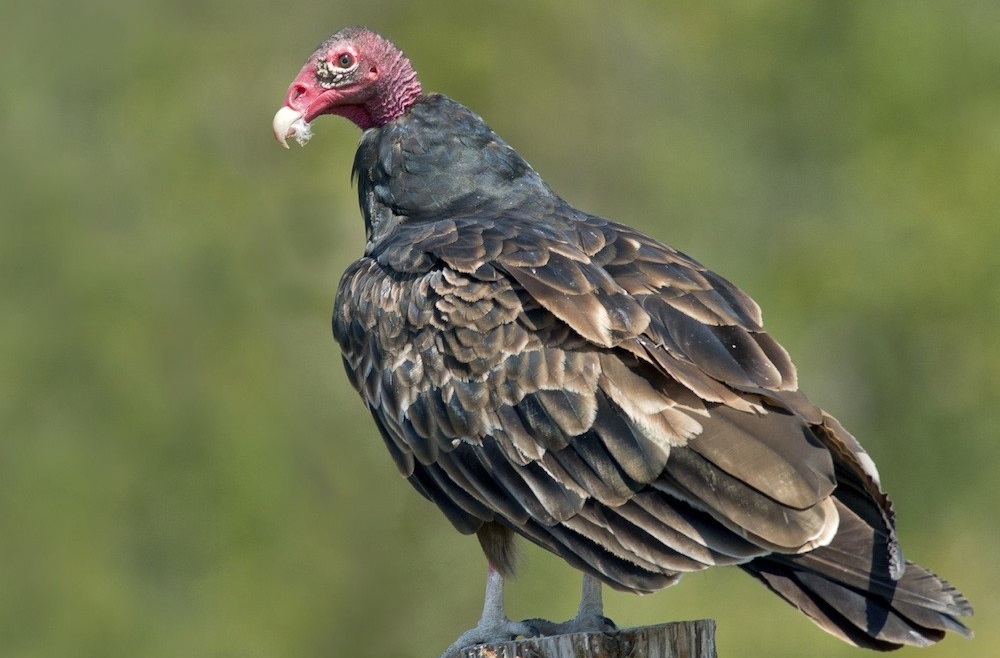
[272,106,307,149]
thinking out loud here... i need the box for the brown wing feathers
[333,206,971,646]
[338,214,846,565]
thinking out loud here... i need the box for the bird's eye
[337,53,354,68]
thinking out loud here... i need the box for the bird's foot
[523,573,616,637]
[523,610,617,636]
[438,618,539,658]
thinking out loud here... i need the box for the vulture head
[272,26,422,146]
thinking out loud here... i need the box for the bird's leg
[525,574,617,636]
[576,573,615,628]
[438,565,538,658]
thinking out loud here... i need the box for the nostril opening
[288,83,308,106]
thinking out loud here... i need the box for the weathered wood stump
[463,620,717,658]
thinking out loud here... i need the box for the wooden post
[463,620,717,658]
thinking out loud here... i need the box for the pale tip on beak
[272,106,309,149]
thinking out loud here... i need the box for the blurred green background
[2,1,997,656]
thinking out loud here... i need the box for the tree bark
[463,620,717,658]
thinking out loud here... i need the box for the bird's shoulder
[361,208,793,391]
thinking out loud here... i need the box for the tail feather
[741,500,972,650]
[745,560,933,650]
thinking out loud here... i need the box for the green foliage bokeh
[2,1,997,656]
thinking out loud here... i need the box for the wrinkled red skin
[279,28,422,130]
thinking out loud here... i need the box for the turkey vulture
[273,26,972,656]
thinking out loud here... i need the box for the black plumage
[275,26,972,652]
